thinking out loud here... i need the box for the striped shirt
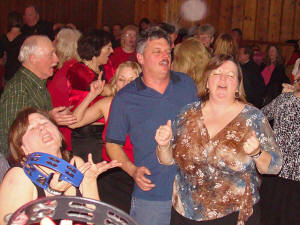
[0,66,52,157]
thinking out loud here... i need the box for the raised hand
[155,120,172,148]
[83,154,121,179]
[243,131,260,156]
[89,78,105,98]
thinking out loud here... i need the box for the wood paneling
[0,0,297,63]
[255,0,270,41]
[280,0,295,42]
[102,0,135,27]
[231,0,244,31]
[294,0,300,39]
[0,0,98,34]
[268,0,283,42]
[243,0,257,40]
[218,0,233,34]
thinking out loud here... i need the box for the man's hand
[49,106,77,126]
[132,166,155,191]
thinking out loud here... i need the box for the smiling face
[21,113,62,156]
[116,66,139,92]
[137,38,171,79]
[207,60,239,102]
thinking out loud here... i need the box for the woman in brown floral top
[155,55,282,225]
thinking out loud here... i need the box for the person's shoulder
[116,79,137,96]
[178,100,201,115]
[171,71,196,86]
[243,104,265,119]
[2,166,32,186]
[2,72,28,93]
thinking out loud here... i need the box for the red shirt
[66,62,105,123]
[104,47,137,83]
[47,59,78,150]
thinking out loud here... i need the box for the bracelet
[157,143,171,152]
[46,187,63,196]
[251,149,262,159]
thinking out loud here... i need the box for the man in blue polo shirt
[105,27,198,225]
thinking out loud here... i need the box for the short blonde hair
[56,28,81,68]
[173,38,211,95]
[214,33,239,61]
[110,61,142,96]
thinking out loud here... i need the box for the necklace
[82,60,99,74]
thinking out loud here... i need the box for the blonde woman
[47,28,82,151]
[172,38,210,96]
[214,33,239,61]
[70,61,141,213]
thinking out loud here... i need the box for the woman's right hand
[282,83,295,93]
[155,120,172,148]
[89,77,105,98]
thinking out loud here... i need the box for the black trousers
[170,202,260,225]
[71,124,104,163]
[260,175,300,225]
[98,167,134,214]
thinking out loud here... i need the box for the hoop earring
[235,90,240,98]
[206,88,210,94]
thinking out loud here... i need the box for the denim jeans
[130,197,172,225]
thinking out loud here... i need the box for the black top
[241,59,265,108]
[21,19,54,40]
[0,33,26,81]
[260,63,290,107]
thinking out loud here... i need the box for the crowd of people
[0,4,299,225]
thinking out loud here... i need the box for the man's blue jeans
[130,197,172,225]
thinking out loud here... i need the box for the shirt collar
[20,66,47,89]
[136,71,181,91]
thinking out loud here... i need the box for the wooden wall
[0,0,98,33]
[0,0,298,61]
[156,0,300,62]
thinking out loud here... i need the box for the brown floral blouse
[171,102,282,225]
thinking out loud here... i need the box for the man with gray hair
[105,27,198,225]
[0,35,76,157]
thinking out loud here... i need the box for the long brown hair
[198,54,247,103]
[9,107,70,165]
[173,38,211,96]
[214,33,239,61]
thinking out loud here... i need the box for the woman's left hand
[243,131,260,156]
[49,157,90,193]
[83,154,121,179]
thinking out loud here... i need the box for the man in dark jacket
[239,45,265,108]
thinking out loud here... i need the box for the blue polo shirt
[106,71,198,201]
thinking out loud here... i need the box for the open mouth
[159,59,169,66]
